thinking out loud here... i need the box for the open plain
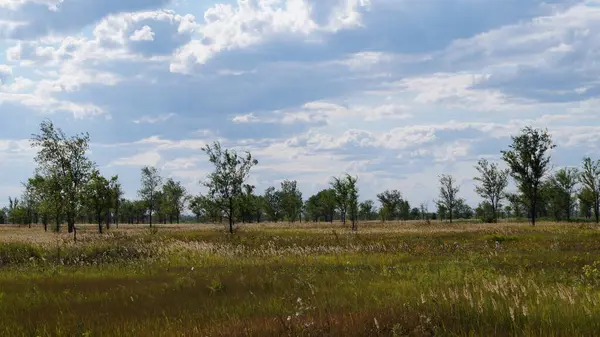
[1,221,600,336]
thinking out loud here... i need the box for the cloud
[130,25,155,41]
[3,0,600,208]
[133,112,175,124]
[4,0,171,39]
[110,150,161,167]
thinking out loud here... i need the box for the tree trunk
[594,199,600,224]
[176,213,180,224]
[229,198,234,234]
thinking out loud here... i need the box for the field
[1,221,600,336]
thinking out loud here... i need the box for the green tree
[437,174,460,223]
[280,180,303,223]
[359,200,375,221]
[0,207,6,224]
[162,178,188,224]
[331,175,351,225]
[30,120,94,233]
[344,175,359,231]
[579,188,594,219]
[201,141,258,234]
[550,167,579,221]
[25,175,54,231]
[110,177,123,228]
[501,127,555,226]
[82,170,112,234]
[376,190,403,222]
[264,186,283,222]
[138,166,162,227]
[580,157,600,224]
[474,159,509,223]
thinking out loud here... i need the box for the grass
[0,220,600,336]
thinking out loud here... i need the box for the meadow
[1,221,600,336]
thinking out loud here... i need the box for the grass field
[1,221,600,336]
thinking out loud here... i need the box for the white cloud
[130,25,155,41]
[170,0,370,73]
[110,150,161,167]
[133,113,175,124]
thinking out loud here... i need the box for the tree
[579,188,594,219]
[580,157,600,224]
[330,176,350,225]
[31,120,94,233]
[345,175,359,231]
[437,174,460,223]
[162,178,188,224]
[25,175,53,231]
[280,180,303,223]
[551,167,579,221]
[376,190,403,222]
[264,186,283,222]
[138,166,162,227]
[202,141,258,234]
[473,159,509,223]
[110,177,123,228]
[359,200,375,221]
[305,189,336,222]
[0,207,6,224]
[82,169,112,234]
[501,127,554,226]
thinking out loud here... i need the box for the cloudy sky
[1,0,599,209]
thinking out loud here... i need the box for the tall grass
[0,221,598,336]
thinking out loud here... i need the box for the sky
[1,0,600,209]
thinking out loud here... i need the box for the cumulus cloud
[130,25,155,41]
[2,0,600,207]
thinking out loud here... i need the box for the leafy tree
[580,157,600,223]
[475,201,495,223]
[331,175,351,225]
[345,175,359,231]
[550,167,579,221]
[138,166,163,227]
[110,177,123,228]
[474,159,509,223]
[579,188,594,219]
[0,207,6,224]
[201,141,258,234]
[238,184,257,223]
[264,186,283,222]
[437,174,460,223]
[82,169,112,233]
[454,199,472,219]
[399,200,410,221]
[420,202,430,221]
[305,189,336,222]
[359,200,375,221]
[162,178,188,224]
[30,120,94,233]
[25,175,53,231]
[280,180,303,223]
[410,207,421,220]
[501,127,555,226]
[376,190,403,222]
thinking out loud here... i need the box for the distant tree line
[2,121,600,234]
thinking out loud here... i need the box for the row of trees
[3,122,600,234]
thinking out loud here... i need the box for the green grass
[0,221,600,336]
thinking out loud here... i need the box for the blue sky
[1,0,600,209]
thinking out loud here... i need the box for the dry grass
[0,221,599,336]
